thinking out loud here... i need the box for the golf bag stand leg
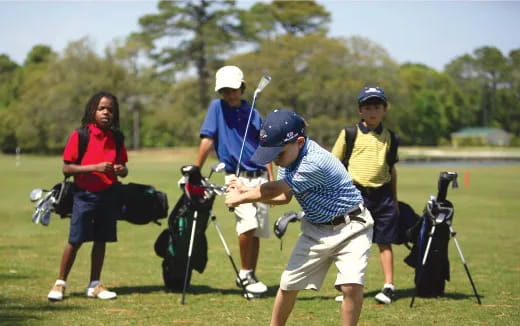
[410,225,437,308]
[181,210,198,305]
[210,214,250,300]
[449,225,482,304]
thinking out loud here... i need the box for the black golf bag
[154,166,215,292]
[404,172,457,297]
[120,183,169,225]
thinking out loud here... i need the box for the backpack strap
[386,129,399,170]
[76,127,90,164]
[342,126,357,170]
[75,127,124,165]
[112,129,125,159]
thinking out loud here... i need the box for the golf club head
[30,189,43,202]
[32,207,42,224]
[211,162,226,174]
[254,75,271,96]
[41,210,51,226]
[274,211,302,239]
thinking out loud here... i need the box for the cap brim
[215,79,243,92]
[359,95,387,104]
[251,145,284,165]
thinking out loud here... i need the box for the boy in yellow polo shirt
[331,86,399,304]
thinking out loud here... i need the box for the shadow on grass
[0,296,84,326]
[298,287,483,304]
[0,273,30,281]
[82,284,280,299]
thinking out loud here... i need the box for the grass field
[1,149,519,325]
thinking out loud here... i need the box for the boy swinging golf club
[226,109,374,326]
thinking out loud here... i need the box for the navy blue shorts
[69,185,120,244]
[359,184,398,244]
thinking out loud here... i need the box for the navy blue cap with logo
[251,109,306,165]
[357,86,387,105]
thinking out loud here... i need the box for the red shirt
[63,123,128,192]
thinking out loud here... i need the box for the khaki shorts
[280,206,374,291]
[225,174,270,238]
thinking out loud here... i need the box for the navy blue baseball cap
[251,109,306,165]
[358,86,387,105]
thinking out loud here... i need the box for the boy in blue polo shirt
[195,66,273,297]
[225,109,373,326]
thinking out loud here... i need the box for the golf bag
[404,172,457,297]
[154,165,214,292]
[120,183,169,225]
[404,203,451,297]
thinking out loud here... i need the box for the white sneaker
[334,295,343,302]
[86,283,117,300]
[48,280,66,302]
[236,271,268,295]
[374,284,396,304]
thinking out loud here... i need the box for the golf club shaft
[181,210,198,305]
[235,93,257,177]
[211,216,250,300]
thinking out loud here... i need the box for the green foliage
[137,0,243,109]
[1,2,519,153]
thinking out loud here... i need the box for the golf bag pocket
[52,179,76,218]
[120,183,169,225]
[394,201,420,247]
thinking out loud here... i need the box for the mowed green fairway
[1,150,519,326]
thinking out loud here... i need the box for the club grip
[229,207,235,212]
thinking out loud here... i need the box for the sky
[1,1,519,71]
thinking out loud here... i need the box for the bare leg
[90,241,106,282]
[250,236,260,271]
[58,242,82,281]
[270,289,298,326]
[339,283,364,326]
[378,244,394,284]
[239,229,255,270]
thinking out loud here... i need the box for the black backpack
[395,201,421,248]
[120,183,169,225]
[52,127,124,218]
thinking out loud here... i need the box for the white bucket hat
[215,66,244,92]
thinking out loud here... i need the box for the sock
[88,280,100,288]
[383,283,395,290]
[55,279,66,286]
[239,269,252,278]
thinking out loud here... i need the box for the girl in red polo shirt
[47,91,128,302]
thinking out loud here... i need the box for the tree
[0,54,21,152]
[24,45,56,65]
[226,34,399,148]
[243,0,330,39]
[136,0,243,110]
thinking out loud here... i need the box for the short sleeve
[330,129,346,160]
[116,144,128,164]
[63,130,79,163]
[200,100,220,139]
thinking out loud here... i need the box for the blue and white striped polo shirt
[278,138,363,224]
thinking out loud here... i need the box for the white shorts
[225,174,270,238]
[279,206,374,291]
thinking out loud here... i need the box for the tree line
[1,0,519,154]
